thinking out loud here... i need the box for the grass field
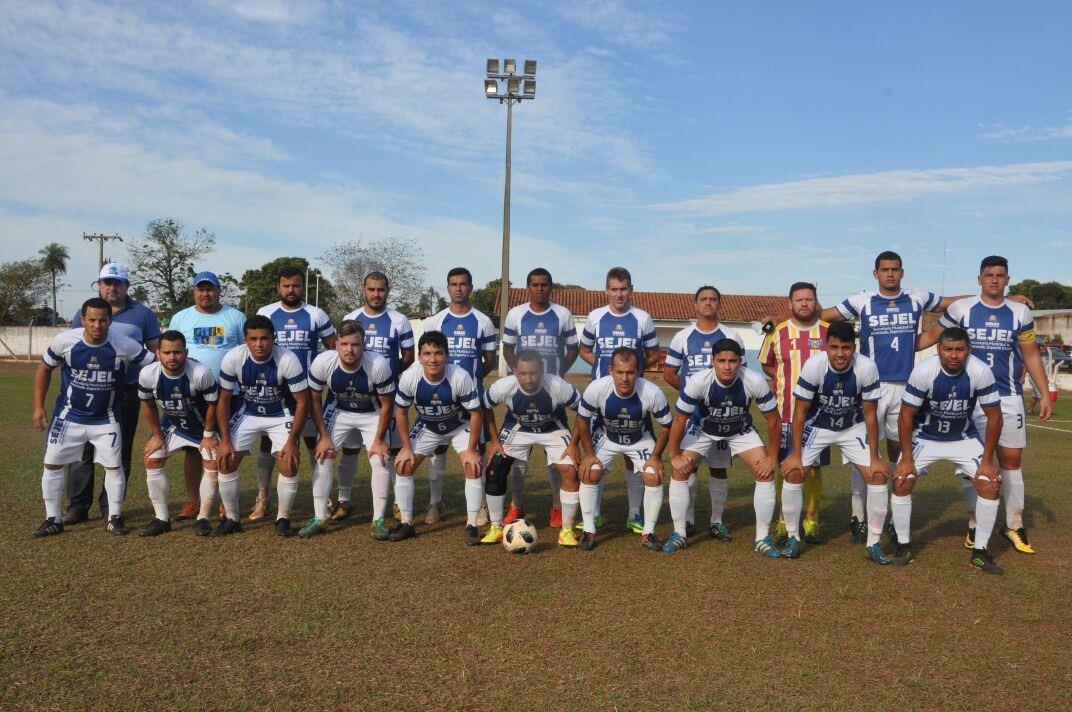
[2,360,1071,709]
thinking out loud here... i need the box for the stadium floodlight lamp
[523,59,537,76]
[485,79,500,97]
[507,77,521,95]
[523,79,535,97]
[503,58,517,75]
[487,58,500,75]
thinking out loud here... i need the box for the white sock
[1000,468,1024,530]
[626,468,644,518]
[370,457,390,521]
[336,453,358,502]
[669,479,690,537]
[547,464,562,508]
[891,494,912,544]
[975,496,999,549]
[394,475,415,524]
[256,450,274,492]
[145,467,169,521]
[276,474,298,519]
[560,489,579,529]
[312,459,333,520]
[709,477,728,524]
[487,493,506,526]
[595,477,605,518]
[510,458,528,508]
[753,480,775,541]
[429,452,446,505]
[781,481,803,538]
[642,485,663,535]
[686,473,698,524]
[579,482,598,533]
[219,472,240,520]
[104,467,125,518]
[962,478,978,527]
[866,484,888,547]
[42,467,65,520]
[464,476,484,526]
[197,469,218,520]
[850,466,867,521]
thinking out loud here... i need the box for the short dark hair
[336,319,365,339]
[277,266,304,283]
[827,321,856,344]
[874,251,902,270]
[81,297,111,318]
[243,315,276,336]
[980,255,1008,273]
[938,326,971,345]
[418,330,449,355]
[712,338,742,357]
[610,346,639,368]
[447,267,472,285]
[515,350,545,368]
[695,285,721,300]
[606,267,632,287]
[527,267,552,285]
[363,271,389,288]
[159,329,186,346]
[789,281,816,299]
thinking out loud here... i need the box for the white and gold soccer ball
[502,519,538,554]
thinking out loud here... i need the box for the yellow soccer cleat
[802,519,821,544]
[248,491,270,522]
[1001,527,1036,554]
[480,524,503,545]
[558,528,579,547]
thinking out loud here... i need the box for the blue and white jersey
[578,376,672,445]
[579,306,659,379]
[902,355,999,442]
[43,329,154,425]
[836,289,942,382]
[427,307,497,391]
[308,350,396,414]
[482,374,580,434]
[70,298,161,385]
[256,301,335,375]
[793,352,881,431]
[342,306,414,379]
[664,324,745,381]
[677,367,776,438]
[137,360,219,438]
[396,363,480,435]
[502,302,578,376]
[939,297,1036,397]
[219,345,307,418]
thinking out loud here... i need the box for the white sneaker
[424,502,444,524]
[476,503,490,526]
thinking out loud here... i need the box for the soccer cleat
[298,516,327,538]
[370,518,390,541]
[107,515,129,536]
[139,518,171,537]
[31,518,64,538]
[465,524,481,546]
[388,522,417,541]
[885,521,898,542]
[193,518,212,537]
[1002,527,1035,554]
[685,521,696,538]
[424,502,443,524]
[781,535,801,559]
[558,528,578,547]
[865,543,891,565]
[803,519,821,544]
[175,501,198,520]
[774,519,788,547]
[662,532,687,553]
[753,536,782,558]
[503,506,525,526]
[248,492,270,522]
[574,515,602,532]
[641,532,663,551]
[329,500,354,522]
[710,522,732,542]
[849,516,866,544]
[548,507,562,529]
[476,503,490,526]
[211,517,242,536]
[579,531,597,551]
[480,524,504,545]
[970,548,1004,575]
[626,514,644,534]
[275,517,295,538]
[891,543,914,566]
[964,527,976,549]
[62,509,88,525]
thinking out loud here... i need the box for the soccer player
[165,270,245,519]
[137,330,220,537]
[891,327,1004,573]
[663,285,744,541]
[302,320,396,539]
[578,267,660,533]
[393,331,485,545]
[572,348,672,552]
[214,316,310,537]
[923,255,1052,554]
[759,282,828,543]
[667,339,782,555]
[425,267,497,523]
[31,297,153,537]
[780,321,890,564]
[331,271,414,521]
[500,267,579,527]
[253,266,336,520]
[482,350,582,546]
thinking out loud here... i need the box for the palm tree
[38,242,70,326]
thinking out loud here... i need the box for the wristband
[202,431,217,438]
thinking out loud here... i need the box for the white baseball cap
[98,263,130,282]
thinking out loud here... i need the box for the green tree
[240,257,337,317]
[470,278,501,322]
[38,242,70,326]
[1009,279,1072,309]
[127,218,216,315]
[0,258,50,324]
[401,287,447,318]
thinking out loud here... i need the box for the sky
[2,0,1071,316]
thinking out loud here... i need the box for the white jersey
[308,350,396,414]
[395,363,480,435]
[482,374,580,434]
[137,360,219,437]
[256,301,335,374]
[836,288,942,382]
[793,352,881,431]
[578,376,672,445]
[902,355,999,442]
[342,306,414,378]
[426,307,497,389]
[579,305,659,379]
[664,324,745,381]
[677,366,776,438]
[501,302,578,376]
[219,345,307,418]
[939,297,1036,397]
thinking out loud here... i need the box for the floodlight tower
[485,58,536,374]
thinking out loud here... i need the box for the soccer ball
[502,519,538,554]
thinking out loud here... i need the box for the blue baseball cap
[192,271,220,287]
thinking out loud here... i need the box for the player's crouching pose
[303,320,397,539]
[214,316,311,538]
[31,298,154,537]
[138,331,220,537]
[393,331,484,545]
[780,322,891,564]
[573,347,672,552]
[891,328,1005,574]
[482,350,582,546]
[667,339,782,555]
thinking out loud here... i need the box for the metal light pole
[486,58,536,375]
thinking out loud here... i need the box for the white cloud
[979,116,1072,142]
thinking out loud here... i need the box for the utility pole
[83,233,123,271]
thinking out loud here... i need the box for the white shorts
[45,417,121,468]
[681,420,731,468]
[499,426,574,465]
[409,421,473,457]
[683,427,761,463]
[149,426,213,460]
[325,406,401,451]
[803,421,871,469]
[229,412,294,455]
[910,436,984,479]
[972,395,1026,449]
[592,432,656,471]
[877,382,906,442]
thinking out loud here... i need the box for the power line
[82,232,123,271]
